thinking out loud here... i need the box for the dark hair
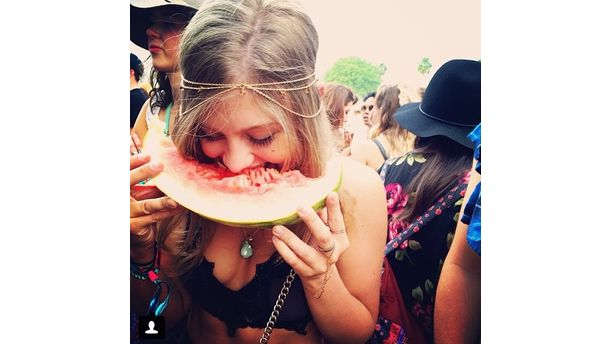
[363,91,376,102]
[398,135,472,222]
[146,7,198,110]
[323,84,357,128]
[130,53,144,82]
[148,69,173,109]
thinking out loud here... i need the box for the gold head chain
[180,72,322,118]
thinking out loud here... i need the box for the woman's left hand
[271,192,349,283]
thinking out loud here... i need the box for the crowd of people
[129,0,481,343]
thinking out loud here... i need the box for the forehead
[364,97,375,105]
[202,92,280,131]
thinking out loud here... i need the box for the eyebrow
[202,122,281,133]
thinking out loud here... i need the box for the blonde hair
[158,0,333,278]
[371,84,414,155]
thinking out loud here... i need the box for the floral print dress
[377,152,468,343]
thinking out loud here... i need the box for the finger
[130,208,184,233]
[326,192,346,235]
[131,196,178,217]
[130,153,150,170]
[272,225,321,271]
[297,205,334,254]
[316,208,328,226]
[131,184,165,201]
[271,235,312,274]
[130,160,163,186]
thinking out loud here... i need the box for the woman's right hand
[130,153,183,245]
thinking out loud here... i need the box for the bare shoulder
[337,157,386,213]
[339,157,383,191]
[351,139,379,159]
[132,98,152,139]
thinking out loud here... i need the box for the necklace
[240,228,261,259]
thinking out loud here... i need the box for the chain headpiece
[180,72,321,118]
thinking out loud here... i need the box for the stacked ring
[317,242,335,257]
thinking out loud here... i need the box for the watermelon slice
[141,129,343,228]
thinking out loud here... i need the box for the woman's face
[362,97,376,127]
[342,101,353,127]
[145,9,190,72]
[198,94,291,173]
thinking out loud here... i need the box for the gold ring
[317,242,335,253]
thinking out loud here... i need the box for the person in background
[374,59,481,344]
[130,0,204,147]
[130,0,387,342]
[361,91,376,129]
[351,84,414,170]
[344,98,370,155]
[322,83,358,156]
[434,123,481,344]
[131,53,149,129]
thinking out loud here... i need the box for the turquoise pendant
[240,240,253,259]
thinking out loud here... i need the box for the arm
[130,153,190,328]
[434,160,481,344]
[272,159,387,343]
[131,98,150,140]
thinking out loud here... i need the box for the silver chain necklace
[258,269,296,343]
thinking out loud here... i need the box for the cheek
[162,32,181,53]
[200,141,224,158]
[257,138,290,164]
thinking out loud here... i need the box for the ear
[130,69,135,78]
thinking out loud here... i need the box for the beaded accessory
[130,243,173,316]
[180,72,322,118]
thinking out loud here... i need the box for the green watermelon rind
[143,128,344,228]
[202,165,343,228]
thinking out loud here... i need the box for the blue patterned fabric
[460,124,481,256]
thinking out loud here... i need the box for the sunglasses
[361,105,374,112]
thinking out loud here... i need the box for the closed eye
[249,134,275,146]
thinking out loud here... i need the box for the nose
[222,141,256,173]
[145,25,161,43]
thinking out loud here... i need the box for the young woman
[373,59,480,344]
[322,83,358,156]
[351,85,415,170]
[129,1,387,343]
[130,0,203,148]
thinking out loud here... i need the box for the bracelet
[130,262,158,280]
[130,242,159,281]
[314,260,333,299]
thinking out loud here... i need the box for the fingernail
[138,153,149,161]
[272,226,284,236]
[166,199,177,208]
[150,161,163,171]
[297,206,308,216]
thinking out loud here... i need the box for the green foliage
[417,57,432,75]
[324,57,385,98]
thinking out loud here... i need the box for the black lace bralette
[185,253,312,337]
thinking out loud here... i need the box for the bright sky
[132,0,480,92]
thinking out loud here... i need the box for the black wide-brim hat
[394,59,481,149]
[130,0,202,50]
